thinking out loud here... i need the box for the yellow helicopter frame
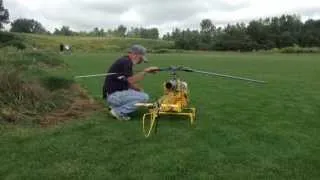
[136,103,196,137]
[134,66,266,137]
[136,78,196,137]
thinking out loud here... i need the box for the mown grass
[1,51,320,179]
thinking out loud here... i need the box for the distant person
[60,43,64,52]
[102,44,159,121]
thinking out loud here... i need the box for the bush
[280,44,320,53]
[0,35,100,125]
[151,49,171,53]
[0,68,56,123]
[0,32,26,50]
[40,76,75,91]
[149,48,188,54]
[0,31,18,43]
[0,48,73,124]
[4,40,27,50]
[23,50,64,66]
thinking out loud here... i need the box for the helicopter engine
[159,79,189,112]
[164,80,186,91]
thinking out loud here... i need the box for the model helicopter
[134,66,266,137]
[75,66,266,138]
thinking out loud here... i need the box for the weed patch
[0,47,102,126]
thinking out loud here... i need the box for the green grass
[1,52,320,179]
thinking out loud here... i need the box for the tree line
[3,18,160,39]
[52,25,159,39]
[163,15,320,51]
[6,15,320,51]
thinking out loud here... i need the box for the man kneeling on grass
[102,44,159,121]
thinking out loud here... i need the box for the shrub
[40,76,75,91]
[0,31,18,43]
[0,32,26,50]
[0,48,73,124]
[0,68,51,122]
[5,40,27,50]
[151,49,171,53]
[280,44,320,53]
[23,50,65,66]
[0,65,76,124]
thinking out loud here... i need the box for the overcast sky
[4,0,320,36]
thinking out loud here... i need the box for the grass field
[1,51,320,179]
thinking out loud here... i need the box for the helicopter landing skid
[140,105,196,138]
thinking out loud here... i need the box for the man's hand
[144,66,159,73]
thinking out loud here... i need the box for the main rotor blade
[182,67,266,84]
[74,73,117,79]
[158,66,177,71]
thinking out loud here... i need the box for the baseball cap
[128,44,148,63]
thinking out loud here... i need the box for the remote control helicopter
[134,66,266,137]
[75,66,266,138]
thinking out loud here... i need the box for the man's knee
[139,92,149,102]
[128,89,149,102]
[144,93,150,102]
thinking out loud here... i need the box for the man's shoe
[109,109,131,121]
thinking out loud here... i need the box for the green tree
[0,0,9,29]
[199,19,215,49]
[90,27,104,36]
[114,25,127,37]
[174,29,201,50]
[162,32,172,40]
[10,18,48,34]
[127,27,140,38]
[54,26,73,36]
[300,19,320,47]
[126,27,159,39]
[148,28,159,39]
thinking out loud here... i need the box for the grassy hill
[14,33,175,52]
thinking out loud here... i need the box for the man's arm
[127,66,159,85]
[127,71,146,85]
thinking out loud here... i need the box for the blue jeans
[106,89,149,115]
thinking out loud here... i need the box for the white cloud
[3,0,320,36]
[120,8,143,24]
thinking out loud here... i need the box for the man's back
[103,56,133,98]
